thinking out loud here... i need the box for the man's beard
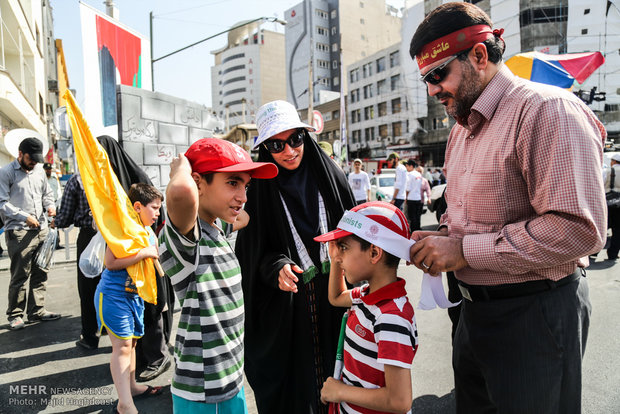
[438,59,483,123]
[19,158,35,171]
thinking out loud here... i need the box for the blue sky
[51,0,405,109]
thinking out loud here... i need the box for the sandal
[133,385,163,400]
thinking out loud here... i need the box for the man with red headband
[407,3,606,413]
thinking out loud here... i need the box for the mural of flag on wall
[80,2,152,137]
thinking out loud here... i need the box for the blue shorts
[94,288,144,339]
[172,387,248,414]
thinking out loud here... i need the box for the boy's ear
[369,244,383,265]
[191,172,202,186]
[133,201,142,212]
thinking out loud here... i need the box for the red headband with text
[416,24,503,69]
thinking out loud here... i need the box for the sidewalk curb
[0,259,76,272]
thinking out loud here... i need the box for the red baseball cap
[185,138,278,179]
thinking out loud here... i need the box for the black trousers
[608,206,620,259]
[76,226,100,345]
[136,267,175,368]
[406,200,424,231]
[453,275,590,414]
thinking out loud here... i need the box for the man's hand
[25,215,39,228]
[409,235,468,275]
[50,218,56,229]
[47,207,56,217]
[278,263,302,293]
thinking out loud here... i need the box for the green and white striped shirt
[159,216,244,403]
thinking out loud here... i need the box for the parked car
[428,183,447,222]
[370,172,395,202]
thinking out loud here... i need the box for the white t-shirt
[393,164,408,200]
[405,170,423,201]
[348,171,371,201]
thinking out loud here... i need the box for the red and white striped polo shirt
[340,278,418,414]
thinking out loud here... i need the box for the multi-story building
[347,43,413,160]
[0,0,58,165]
[211,20,286,130]
[285,0,402,110]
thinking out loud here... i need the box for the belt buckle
[458,284,473,302]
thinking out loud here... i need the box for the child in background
[159,138,277,413]
[315,201,418,414]
[94,183,164,414]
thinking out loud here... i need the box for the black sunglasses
[420,51,467,85]
[263,129,306,154]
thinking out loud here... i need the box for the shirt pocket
[466,170,506,227]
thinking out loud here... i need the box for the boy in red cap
[159,138,277,413]
[315,201,418,414]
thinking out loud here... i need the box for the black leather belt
[458,268,584,302]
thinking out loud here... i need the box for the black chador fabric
[236,135,355,414]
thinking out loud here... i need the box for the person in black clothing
[236,100,355,414]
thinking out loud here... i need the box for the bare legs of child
[109,336,153,414]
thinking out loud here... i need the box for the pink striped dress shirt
[442,65,607,285]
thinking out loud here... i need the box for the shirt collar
[466,64,514,127]
[361,278,407,306]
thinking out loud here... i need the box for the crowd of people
[0,2,616,414]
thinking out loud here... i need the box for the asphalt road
[0,211,618,413]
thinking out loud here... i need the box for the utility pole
[307,0,314,124]
[149,11,154,91]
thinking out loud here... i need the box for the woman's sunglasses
[263,129,306,153]
[419,50,468,85]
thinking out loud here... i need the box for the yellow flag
[64,90,157,304]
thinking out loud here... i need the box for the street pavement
[0,212,619,413]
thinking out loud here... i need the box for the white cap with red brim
[314,202,413,262]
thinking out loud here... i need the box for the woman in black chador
[236,100,355,414]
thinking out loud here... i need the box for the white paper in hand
[417,272,461,310]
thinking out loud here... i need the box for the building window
[363,84,374,99]
[317,26,328,36]
[365,127,375,141]
[222,53,245,64]
[390,74,400,91]
[392,121,402,137]
[377,79,386,95]
[350,88,360,103]
[360,18,365,24]
[316,42,329,52]
[331,10,337,19]
[391,98,401,113]
[520,6,568,27]
[352,130,361,143]
[222,76,246,86]
[351,109,361,123]
[317,59,330,69]
[378,102,387,117]
[332,26,338,35]
[364,106,374,120]
[333,110,339,119]
[584,8,590,14]
[581,28,588,35]
[379,124,388,138]
[223,64,245,75]
[319,77,331,86]
[333,76,340,86]
[376,57,386,73]
[332,60,338,69]
[360,1,364,8]
[362,63,373,78]
[361,34,366,41]
[223,87,246,97]
[316,9,328,19]
[350,68,360,83]
[390,50,400,67]
[332,43,339,52]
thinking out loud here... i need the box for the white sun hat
[253,100,315,149]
